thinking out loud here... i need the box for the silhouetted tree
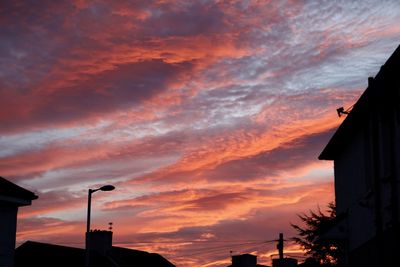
[291,202,343,266]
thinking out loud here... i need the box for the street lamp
[86,184,115,267]
[86,185,115,234]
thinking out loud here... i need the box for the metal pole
[85,189,93,267]
[278,233,284,260]
[86,189,92,235]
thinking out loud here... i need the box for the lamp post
[85,184,115,267]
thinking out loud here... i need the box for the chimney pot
[86,230,113,255]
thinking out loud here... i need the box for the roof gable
[0,177,38,206]
[319,44,400,160]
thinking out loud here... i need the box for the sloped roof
[0,177,38,206]
[110,246,175,267]
[227,254,271,267]
[15,241,108,267]
[15,241,176,267]
[319,44,400,160]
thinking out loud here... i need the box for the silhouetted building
[272,258,297,267]
[86,230,113,256]
[0,176,37,267]
[297,258,318,267]
[15,231,175,267]
[227,254,270,267]
[319,45,400,266]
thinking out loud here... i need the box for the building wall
[231,254,257,267]
[333,108,400,254]
[272,258,297,267]
[334,127,375,251]
[0,205,18,267]
[334,129,368,213]
[380,109,400,227]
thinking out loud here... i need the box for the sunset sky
[2,0,400,266]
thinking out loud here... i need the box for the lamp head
[100,185,115,191]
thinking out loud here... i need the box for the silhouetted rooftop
[0,176,38,206]
[227,253,270,267]
[319,44,400,160]
[227,265,270,267]
[15,241,176,267]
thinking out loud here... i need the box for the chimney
[231,254,257,267]
[86,230,113,255]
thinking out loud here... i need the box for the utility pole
[277,233,284,260]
